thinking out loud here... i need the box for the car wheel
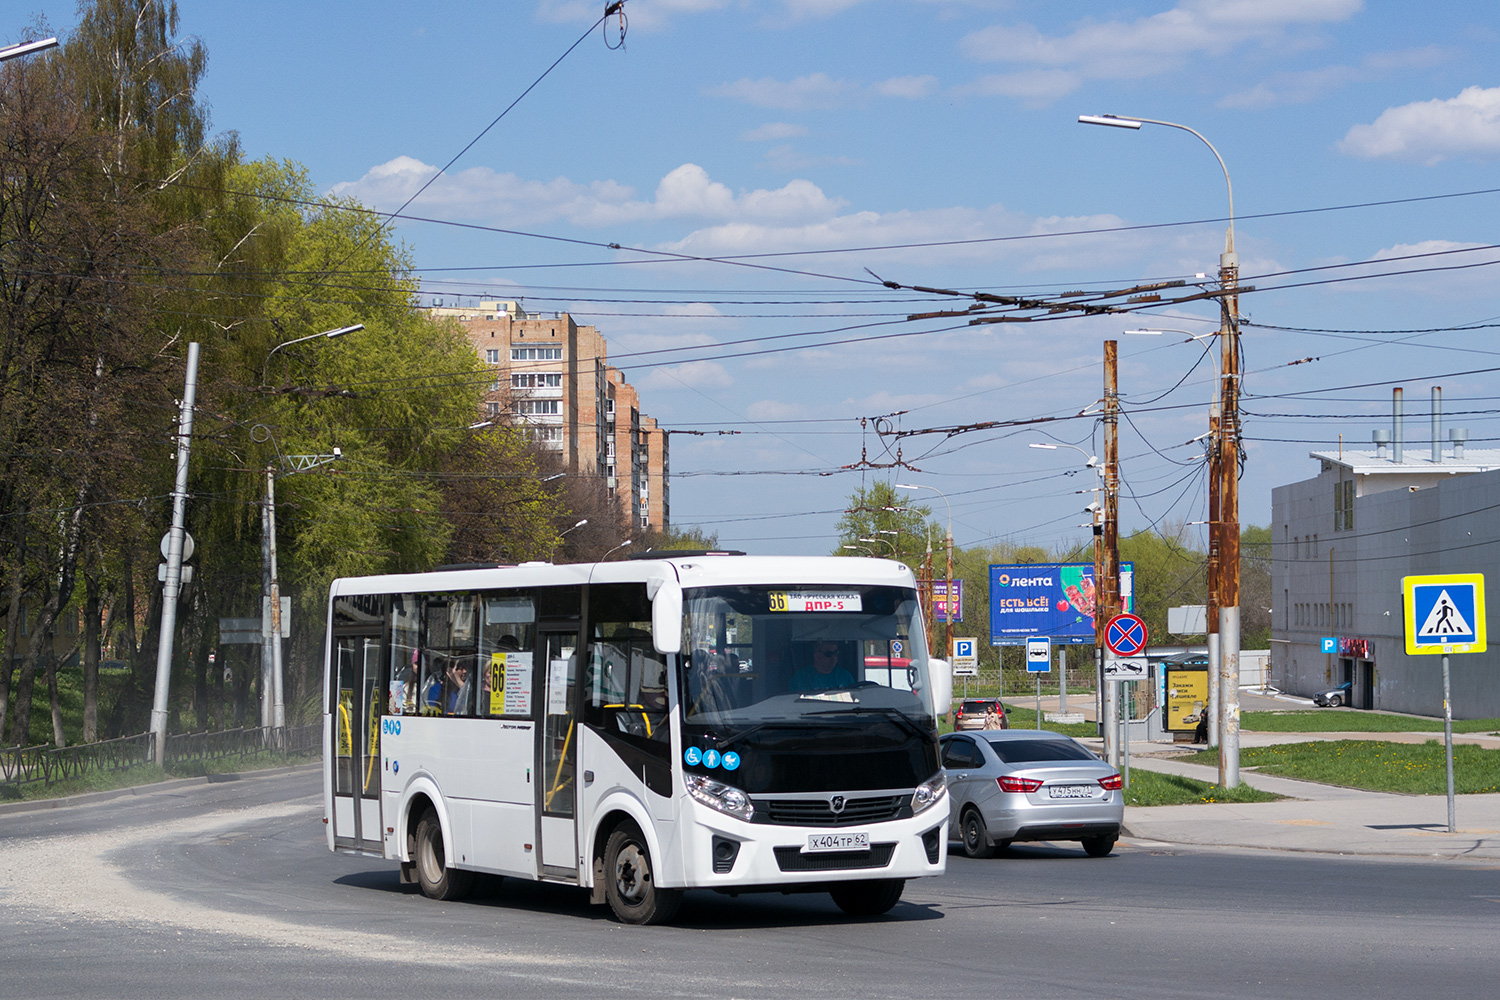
[604,821,681,925]
[1082,835,1116,858]
[829,879,905,916]
[414,809,475,901]
[1328,694,1342,708]
[960,808,995,859]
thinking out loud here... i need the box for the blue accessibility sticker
[684,746,702,766]
[703,749,722,769]
[721,751,741,771]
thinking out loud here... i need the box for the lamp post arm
[1127,117,1233,254]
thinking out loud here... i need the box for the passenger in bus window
[447,659,474,715]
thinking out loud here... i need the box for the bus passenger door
[537,632,579,876]
[331,634,384,853]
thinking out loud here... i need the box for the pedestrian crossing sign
[1403,573,1486,655]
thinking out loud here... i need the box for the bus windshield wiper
[804,705,930,740]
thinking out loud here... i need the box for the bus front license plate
[806,832,869,853]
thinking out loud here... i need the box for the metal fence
[0,723,320,789]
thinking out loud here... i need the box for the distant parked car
[953,698,1008,730]
[941,730,1123,858]
[1313,681,1353,708]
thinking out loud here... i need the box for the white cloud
[741,122,809,141]
[709,72,945,111]
[637,360,734,392]
[873,75,939,99]
[1219,46,1448,109]
[959,0,1361,103]
[1340,86,1500,164]
[706,73,855,111]
[332,159,847,228]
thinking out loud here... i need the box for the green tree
[833,482,930,561]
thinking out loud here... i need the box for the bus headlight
[910,772,946,815]
[685,773,754,821]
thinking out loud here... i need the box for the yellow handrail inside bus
[603,703,652,737]
[364,691,381,789]
[544,720,574,811]
[337,702,353,757]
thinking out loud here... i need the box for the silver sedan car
[940,730,1124,858]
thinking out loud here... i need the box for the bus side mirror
[652,581,682,655]
[928,658,952,724]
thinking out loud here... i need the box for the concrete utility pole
[151,343,200,765]
[1100,342,1121,764]
[1079,110,1242,786]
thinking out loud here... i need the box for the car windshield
[984,737,1098,763]
[961,700,996,712]
[679,583,936,735]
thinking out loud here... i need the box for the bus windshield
[679,584,937,735]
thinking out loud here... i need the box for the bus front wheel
[830,878,905,917]
[414,809,474,901]
[603,822,681,925]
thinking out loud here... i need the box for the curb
[0,761,320,816]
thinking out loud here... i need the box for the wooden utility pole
[1218,247,1242,787]
[1099,342,1122,763]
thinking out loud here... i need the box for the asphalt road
[3,769,1498,999]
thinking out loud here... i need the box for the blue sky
[23,1,1500,557]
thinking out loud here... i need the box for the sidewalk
[1119,754,1500,860]
[1008,691,1500,859]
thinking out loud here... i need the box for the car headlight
[685,773,754,821]
[910,772,946,815]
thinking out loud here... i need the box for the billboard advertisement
[988,563,1135,645]
[933,579,963,623]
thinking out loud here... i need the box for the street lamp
[0,37,59,62]
[858,536,897,556]
[261,323,363,387]
[1081,112,1243,786]
[896,483,955,659]
[551,519,587,562]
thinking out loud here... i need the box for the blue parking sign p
[1320,637,1337,654]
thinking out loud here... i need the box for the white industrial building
[1271,388,1500,718]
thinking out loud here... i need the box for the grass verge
[1186,740,1500,795]
[1000,705,1097,738]
[0,750,317,804]
[1124,768,1282,806]
[1242,710,1500,734]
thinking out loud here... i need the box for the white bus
[323,553,952,924]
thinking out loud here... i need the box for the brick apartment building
[428,299,669,532]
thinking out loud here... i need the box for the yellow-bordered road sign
[1403,573,1486,655]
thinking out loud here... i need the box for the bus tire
[604,821,681,925]
[414,809,474,901]
[829,878,905,917]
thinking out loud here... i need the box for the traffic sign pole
[1443,655,1455,833]
[1402,573,1484,833]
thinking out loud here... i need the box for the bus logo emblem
[829,795,846,814]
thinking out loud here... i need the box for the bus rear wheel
[830,878,905,917]
[604,822,681,925]
[414,809,474,901]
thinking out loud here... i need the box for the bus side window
[584,583,667,741]
[480,593,536,718]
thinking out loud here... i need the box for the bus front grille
[761,795,905,827]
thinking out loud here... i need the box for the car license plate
[1049,784,1094,799]
[805,831,870,853]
